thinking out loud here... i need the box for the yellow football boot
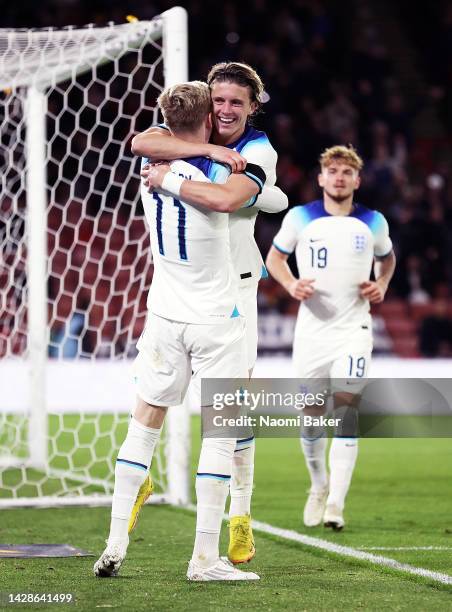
[128,474,154,534]
[228,514,256,564]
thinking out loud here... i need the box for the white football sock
[229,437,255,517]
[327,437,358,511]
[192,438,235,568]
[108,418,161,543]
[300,434,328,492]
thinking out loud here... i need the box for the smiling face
[210,81,257,145]
[318,160,361,203]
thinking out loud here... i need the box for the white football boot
[303,486,328,527]
[93,538,129,577]
[187,556,260,581]
[323,504,345,531]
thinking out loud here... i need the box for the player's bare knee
[134,395,168,429]
[334,391,357,407]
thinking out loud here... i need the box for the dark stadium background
[4,0,452,359]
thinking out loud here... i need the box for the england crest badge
[351,233,367,253]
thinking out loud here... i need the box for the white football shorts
[293,327,373,395]
[239,282,258,372]
[133,313,247,407]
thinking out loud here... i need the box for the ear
[204,113,213,141]
[318,172,324,188]
[354,174,361,189]
[250,101,258,115]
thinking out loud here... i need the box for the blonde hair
[157,80,211,133]
[319,145,364,171]
[207,62,264,113]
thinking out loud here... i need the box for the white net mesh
[0,19,172,505]
[0,21,162,90]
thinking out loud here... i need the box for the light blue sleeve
[240,136,277,186]
[208,162,231,185]
[372,212,393,257]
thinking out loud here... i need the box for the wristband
[161,172,184,197]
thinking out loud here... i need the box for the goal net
[0,8,190,507]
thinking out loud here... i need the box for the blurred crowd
[2,0,452,357]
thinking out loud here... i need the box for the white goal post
[0,7,190,507]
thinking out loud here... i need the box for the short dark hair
[207,62,264,114]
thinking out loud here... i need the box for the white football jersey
[141,157,241,325]
[227,125,278,286]
[273,200,393,338]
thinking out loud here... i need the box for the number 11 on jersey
[154,193,187,261]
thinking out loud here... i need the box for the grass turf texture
[1,419,451,610]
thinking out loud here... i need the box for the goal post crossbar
[0,18,163,90]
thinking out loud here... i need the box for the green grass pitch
[1,418,452,610]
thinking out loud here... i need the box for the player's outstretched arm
[266,246,315,301]
[142,165,260,213]
[254,185,288,213]
[178,173,260,212]
[131,127,246,172]
[360,250,396,303]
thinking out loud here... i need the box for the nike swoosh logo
[309,238,323,243]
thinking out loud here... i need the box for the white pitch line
[358,547,452,551]
[250,519,452,586]
[185,505,452,585]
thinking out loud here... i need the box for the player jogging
[132,62,287,563]
[266,145,396,530]
[94,81,262,581]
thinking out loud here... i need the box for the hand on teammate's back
[141,162,171,190]
[206,144,247,173]
[287,278,315,301]
[359,280,387,303]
